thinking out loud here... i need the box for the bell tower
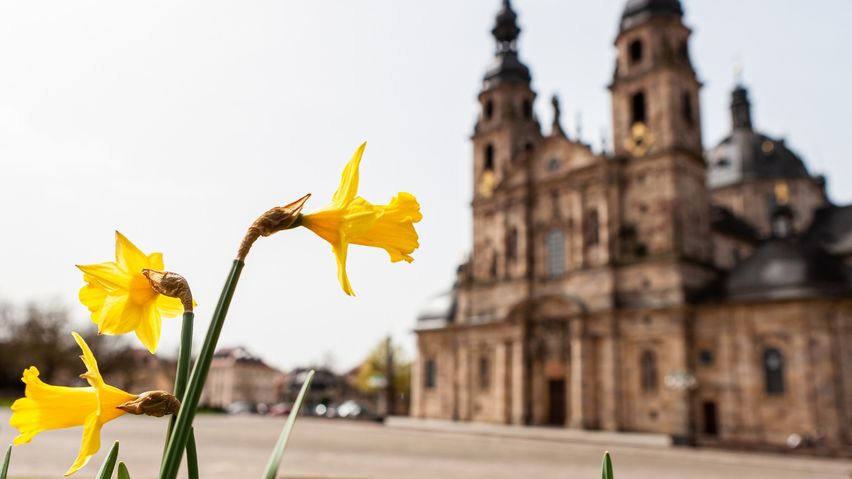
[610,0,713,298]
[469,0,541,283]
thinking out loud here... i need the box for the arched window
[631,91,646,125]
[584,209,600,246]
[641,350,657,392]
[505,227,518,261]
[484,100,494,121]
[484,144,495,171]
[479,356,491,390]
[682,91,694,127]
[764,347,785,395]
[522,99,533,119]
[629,39,643,64]
[424,358,436,389]
[546,229,565,278]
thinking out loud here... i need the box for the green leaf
[261,369,315,479]
[601,451,614,479]
[1,444,11,479]
[186,428,200,479]
[96,441,120,479]
[117,461,131,479]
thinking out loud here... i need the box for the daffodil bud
[237,193,311,261]
[141,269,194,312]
[117,390,181,417]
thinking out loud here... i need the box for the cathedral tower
[610,0,713,300]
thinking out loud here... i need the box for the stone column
[494,341,508,423]
[511,338,526,424]
[410,348,423,418]
[456,344,470,421]
[569,319,587,429]
[599,327,620,431]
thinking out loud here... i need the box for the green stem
[1,444,11,479]
[160,260,245,479]
[186,428,200,479]
[165,312,194,448]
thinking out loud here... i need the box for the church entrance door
[547,379,566,426]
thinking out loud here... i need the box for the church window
[479,356,491,390]
[522,99,533,119]
[525,141,534,152]
[484,144,495,171]
[699,349,715,366]
[506,227,518,261]
[640,350,658,392]
[631,91,647,125]
[584,209,600,246]
[763,347,785,395]
[490,253,498,279]
[682,91,694,127]
[484,100,494,120]
[546,229,565,278]
[547,157,560,172]
[425,358,436,389]
[629,39,643,64]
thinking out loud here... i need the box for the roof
[804,205,852,257]
[483,0,531,89]
[621,0,684,31]
[708,131,811,189]
[724,238,850,301]
[711,205,759,242]
[416,291,456,329]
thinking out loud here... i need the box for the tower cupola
[731,84,753,130]
[483,0,531,90]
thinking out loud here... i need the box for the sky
[1,1,850,373]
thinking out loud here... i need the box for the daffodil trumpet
[9,332,178,476]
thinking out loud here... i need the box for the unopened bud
[117,391,181,417]
[237,193,311,261]
[142,269,193,312]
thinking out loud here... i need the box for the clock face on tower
[478,170,497,198]
[624,121,654,158]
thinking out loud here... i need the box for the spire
[731,82,753,131]
[551,95,565,137]
[483,0,531,90]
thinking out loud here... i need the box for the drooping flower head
[9,332,138,476]
[77,232,186,353]
[300,142,422,295]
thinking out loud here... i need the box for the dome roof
[708,84,811,189]
[482,0,531,90]
[621,0,683,30]
[724,238,850,301]
[708,131,810,188]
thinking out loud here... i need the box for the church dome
[724,238,850,301]
[483,0,532,89]
[621,0,683,30]
[707,84,811,189]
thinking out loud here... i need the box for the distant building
[200,346,285,409]
[105,348,175,394]
[412,0,852,453]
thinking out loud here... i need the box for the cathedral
[411,0,852,452]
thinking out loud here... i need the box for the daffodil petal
[156,294,184,318]
[147,252,165,271]
[331,142,366,206]
[64,413,101,476]
[97,294,140,336]
[302,208,343,246]
[76,264,132,291]
[72,332,104,390]
[351,192,422,263]
[135,303,162,354]
[9,367,97,445]
[333,242,355,296]
[79,282,107,323]
[115,231,150,274]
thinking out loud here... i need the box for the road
[1,410,850,479]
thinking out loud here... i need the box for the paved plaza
[1,409,850,479]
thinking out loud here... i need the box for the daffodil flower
[9,332,137,476]
[301,142,422,295]
[77,232,186,353]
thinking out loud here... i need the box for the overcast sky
[1,1,850,373]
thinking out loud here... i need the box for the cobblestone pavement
[1,410,850,479]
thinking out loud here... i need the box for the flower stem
[186,428,199,479]
[162,311,197,472]
[160,260,244,479]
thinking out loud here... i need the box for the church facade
[411,0,852,452]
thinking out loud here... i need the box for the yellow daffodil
[77,231,185,353]
[301,142,422,295]
[9,332,137,476]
